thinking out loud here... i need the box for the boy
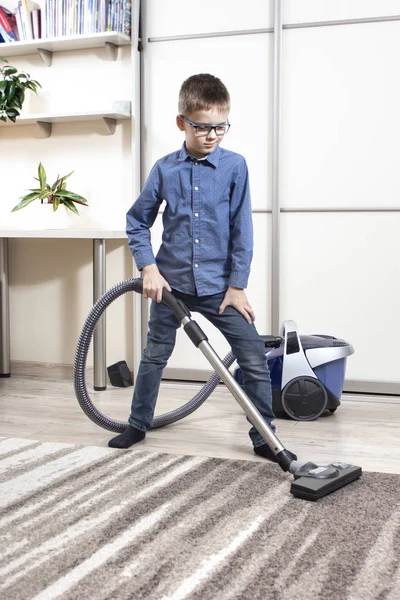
[109,74,296,463]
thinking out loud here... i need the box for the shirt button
[194,264,199,268]
[194,213,199,217]
[194,186,199,191]
[194,162,198,166]
[195,239,199,244]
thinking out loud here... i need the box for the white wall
[280,16,400,385]
[142,0,274,374]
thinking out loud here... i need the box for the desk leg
[0,238,11,377]
[93,239,106,390]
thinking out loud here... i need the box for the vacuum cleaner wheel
[281,376,328,421]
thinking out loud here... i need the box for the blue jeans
[128,290,275,447]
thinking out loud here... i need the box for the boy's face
[176,107,230,159]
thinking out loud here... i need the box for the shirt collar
[178,143,221,168]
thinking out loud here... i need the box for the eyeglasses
[180,115,230,137]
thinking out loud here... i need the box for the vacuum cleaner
[234,321,354,421]
[73,278,362,501]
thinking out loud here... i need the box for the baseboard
[10,360,81,380]
[163,367,216,383]
[9,361,400,398]
[164,368,400,397]
[343,380,400,396]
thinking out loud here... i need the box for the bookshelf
[0,101,132,136]
[0,3,139,382]
[0,32,131,65]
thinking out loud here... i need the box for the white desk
[0,230,127,389]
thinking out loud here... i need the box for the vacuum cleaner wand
[132,280,362,500]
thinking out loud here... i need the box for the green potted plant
[0,57,41,123]
[12,162,88,215]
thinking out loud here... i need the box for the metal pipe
[271,0,282,336]
[93,239,106,390]
[280,207,400,213]
[147,15,400,44]
[139,0,149,356]
[0,238,10,376]
[149,28,273,43]
[283,15,400,31]
[197,339,285,454]
[133,0,145,376]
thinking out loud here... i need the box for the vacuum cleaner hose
[73,278,236,433]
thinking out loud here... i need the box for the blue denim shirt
[126,144,253,296]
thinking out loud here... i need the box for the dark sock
[108,425,146,449]
[254,443,297,463]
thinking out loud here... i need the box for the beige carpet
[0,437,399,600]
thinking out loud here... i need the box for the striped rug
[1,437,399,600]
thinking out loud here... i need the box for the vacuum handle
[131,278,191,322]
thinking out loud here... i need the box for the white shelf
[0,101,131,136]
[0,32,131,64]
[0,230,127,239]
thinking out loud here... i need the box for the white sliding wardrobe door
[142,2,274,376]
[280,19,400,388]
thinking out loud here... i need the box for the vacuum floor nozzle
[290,462,362,501]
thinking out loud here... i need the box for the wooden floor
[1,361,400,474]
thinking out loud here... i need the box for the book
[0,5,19,41]
[31,7,40,38]
[20,0,33,39]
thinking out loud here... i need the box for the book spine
[31,8,41,39]
[21,0,33,40]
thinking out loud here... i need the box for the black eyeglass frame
[179,114,231,137]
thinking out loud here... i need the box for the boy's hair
[178,74,230,115]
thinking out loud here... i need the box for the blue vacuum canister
[235,320,354,421]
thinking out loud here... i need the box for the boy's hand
[218,286,255,324]
[142,264,172,302]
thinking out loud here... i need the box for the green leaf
[39,189,52,200]
[61,199,80,215]
[52,176,60,191]
[56,190,88,205]
[53,171,74,190]
[0,81,7,93]
[11,192,40,212]
[0,58,8,63]
[53,196,60,211]
[11,96,22,110]
[6,81,15,101]
[38,163,47,189]
[26,81,39,92]
[3,66,18,76]
[5,108,19,122]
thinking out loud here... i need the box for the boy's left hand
[218,286,255,324]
